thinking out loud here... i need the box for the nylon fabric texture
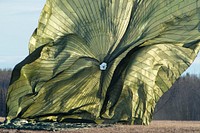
[6,0,200,125]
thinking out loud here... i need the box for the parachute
[6,0,200,125]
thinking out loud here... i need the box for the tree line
[153,73,200,120]
[0,68,200,120]
[0,69,12,117]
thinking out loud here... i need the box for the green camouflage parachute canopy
[6,0,200,125]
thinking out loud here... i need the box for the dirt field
[1,117,200,133]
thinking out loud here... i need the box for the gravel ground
[1,117,200,133]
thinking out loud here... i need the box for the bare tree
[154,73,200,120]
[0,69,12,116]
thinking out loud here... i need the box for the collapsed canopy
[7,0,200,125]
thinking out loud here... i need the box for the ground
[1,117,200,133]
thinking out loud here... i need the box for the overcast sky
[0,0,45,68]
[0,0,199,75]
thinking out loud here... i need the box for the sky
[0,0,199,75]
[0,0,46,68]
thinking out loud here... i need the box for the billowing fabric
[7,0,200,125]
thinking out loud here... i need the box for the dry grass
[1,117,200,133]
[0,117,5,123]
